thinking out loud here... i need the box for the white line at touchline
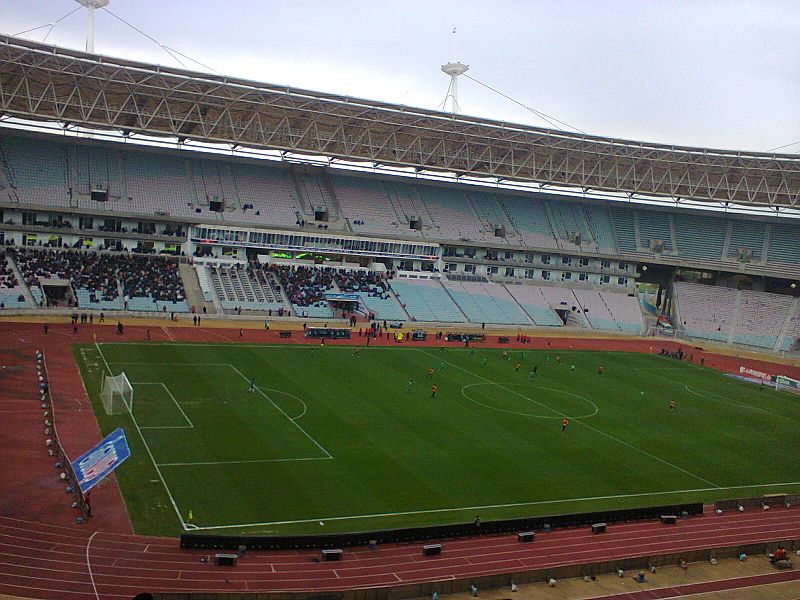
[186,481,800,530]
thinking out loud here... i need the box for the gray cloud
[2,0,798,152]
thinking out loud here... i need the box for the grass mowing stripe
[640,367,800,423]
[187,480,800,530]
[225,364,333,459]
[93,340,188,529]
[132,382,194,428]
[158,456,334,467]
[419,348,721,489]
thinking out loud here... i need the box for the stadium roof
[1,35,798,208]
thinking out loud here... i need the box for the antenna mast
[440,27,469,114]
[75,0,109,54]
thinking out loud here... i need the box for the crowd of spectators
[10,248,185,306]
[334,269,392,300]
[13,249,119,302]
[268,264,334,308]
[122,256,186,303]
[0,254,19,289]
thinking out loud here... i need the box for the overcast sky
[2,0,798,153]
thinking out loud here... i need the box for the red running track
[1,508,800,599]
[1,321,799,599]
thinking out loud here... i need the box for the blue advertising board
[71,428,131,493]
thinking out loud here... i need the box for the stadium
[0,4,799,599]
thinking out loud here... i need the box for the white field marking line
[261,387,308,421]
[158,456,334,467]
[93,341,188,530]
[86,530,100,600]
[187,480,800,530]
[226,364,333,459]
[130,382,194,429]
[419,348,720,489]
[160,326,175,341]
[460,382,598,419]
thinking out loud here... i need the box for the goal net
[101,372,134,415]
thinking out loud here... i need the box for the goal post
[101,372,134,415]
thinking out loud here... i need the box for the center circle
[460,382,598,419]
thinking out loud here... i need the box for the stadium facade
[0,35,798,353]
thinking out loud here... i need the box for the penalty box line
[188,480,800,530]
[92,341,189,530]
[130,382,194,429]
[109,361,334,465]
[419,349,721,489]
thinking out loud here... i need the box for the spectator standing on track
[43,323,49,335]
[117,321,124,335]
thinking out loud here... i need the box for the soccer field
[75,342,800,536]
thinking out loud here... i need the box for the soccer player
[528,369,536,382]
[353,346,360,357]
[597,365,604,375]
[561,418,569,432]
[431,384,438,398]
[502,350,509,361]
[639,390,645,400]
[555,355,561,364]
[470,347,476,356]
[406,379,415,393]
[514,362,521,372]
[438,362,446,373]
[249,378,256,393]
[481,357,488,367]
[427,367,435,378]
[570,364,576,372]
[669,400,676,411]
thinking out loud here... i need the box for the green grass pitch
[74,342,800,536]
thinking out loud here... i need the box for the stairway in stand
[179,263,216,314]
